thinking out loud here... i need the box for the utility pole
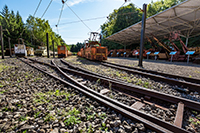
[138,4,147,67]
[0,26,4,59]
[46,33,50,58]
[52,40,55,58]
[8,37,12,57]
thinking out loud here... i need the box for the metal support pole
[8,37,12,57]
[124,45,126,58]
[171,55,173,62]
[53,40,55,58]
[138,4,147,67]
[0,26,4,59]
[46,33,50,58]
[187,54,190,64]
[186,37,189,47]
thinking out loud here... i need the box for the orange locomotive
[77,32,108,61]
[57,45,68,58]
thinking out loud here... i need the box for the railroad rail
[21,57,191,133]
[100,61,200,93]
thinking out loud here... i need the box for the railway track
[100,61,200,93]
[24,57,200,132]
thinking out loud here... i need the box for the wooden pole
[46,33,49,58]
[138,4,147,67]
[8,37,12,57]
[53,40,55,58]
[0,26,4,59]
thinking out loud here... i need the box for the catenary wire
[57,3,65,27]
[66,3,92,31]
[20,0,43,36]
[33,0,43,17]
[41,0,53,19]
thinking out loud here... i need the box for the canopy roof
[106,0,200,45]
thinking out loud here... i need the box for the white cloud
[68,0,87,6]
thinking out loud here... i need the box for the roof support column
[186,37,189,47]
[124,45,126,57]
[138,4,147,67]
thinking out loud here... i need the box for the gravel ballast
[0,58,156,133]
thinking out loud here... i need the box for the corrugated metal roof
[106,0,200,45]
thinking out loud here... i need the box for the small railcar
[14,44,27,57]
[26,47,34,56]
[77,32,108,61]
[58,45,68,58]
[35,46,47,56]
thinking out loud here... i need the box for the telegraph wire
[66,3,92,31]
[33,0,43,17]
[41,0,53,19]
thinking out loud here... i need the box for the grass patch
[34,77,42,82]
[44,113,56,122]
[34,89,71,104]
[19,116,27,121]
[0,64,11,73]
[63,108,81,126]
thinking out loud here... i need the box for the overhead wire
[66,3,92,31]
[33,0,43,17]
[41,0,53,19]
[56,2,66,34]
[59,16,107,25]
[20,0,43,37]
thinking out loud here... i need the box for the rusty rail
[101,62,200,93]
[102,61,200,84]
[28,58,200,112]
[19,58,187,133]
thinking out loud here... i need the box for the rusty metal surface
[29,58,200,112]
[102,61,200,84]
[174,102,184,128]
[22,58,191,133]
[101,62,200,93]
[131,101,145,110]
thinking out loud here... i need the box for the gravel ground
[22,57,200,132]
[64,56,200,103]
[0,58,156,133]
[106,57,200,79]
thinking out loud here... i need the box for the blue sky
[0,0,152,44]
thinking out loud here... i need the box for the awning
[106,0,200,46]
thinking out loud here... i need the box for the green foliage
[0,5,70,51]
[44,113,55,122]
[19,116,27,121]
[34,111,41,118]
[70,42,84,52]
[147,0,185,17]
[64,116,81,126]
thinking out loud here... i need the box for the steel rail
[101,62,200,93]
[102,61,200,84]
[28,58,200,112]
[19,58,178,133]
[52,59,190,133]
